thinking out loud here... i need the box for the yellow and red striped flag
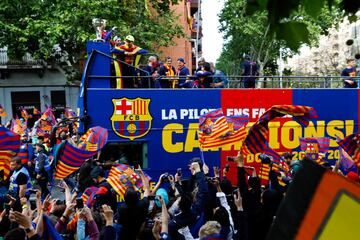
[0,151,15,180]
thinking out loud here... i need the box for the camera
[161,172,170,183]
[76,198,84,209]
[259,154,271,164]
[176,168,182,177]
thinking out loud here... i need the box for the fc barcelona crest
[111,98,152,140]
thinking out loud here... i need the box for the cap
[177,57,185,63]
[125,35,134,42]
[155,188,169,208]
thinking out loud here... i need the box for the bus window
[99,141,148,168]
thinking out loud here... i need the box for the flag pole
[200,147,205,165]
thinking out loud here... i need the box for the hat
[155,188,169,208]
[177,57,185,63]
[90,166,105,178]
[125,35,134,42]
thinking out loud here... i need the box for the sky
[201,0,224,64]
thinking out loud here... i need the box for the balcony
[0,49,44,70]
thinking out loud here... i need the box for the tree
[0,0,184,81]
[245,0,360,50]
[216,0,344,78]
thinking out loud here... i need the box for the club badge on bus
[111,98,152,140]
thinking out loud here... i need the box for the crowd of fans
[0,112,359,240]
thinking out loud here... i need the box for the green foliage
[217,0,344,75]
[0,0,184,81]
[245,0,359,51]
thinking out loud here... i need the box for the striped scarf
[241,105,317,155]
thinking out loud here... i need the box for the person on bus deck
[143,55,159,88]
[177,57,192,88]
[195,62,213,88]
[111,35,148,88]
[241,55,259,88]
[195,57,206,73]
[341,58,358,88]
[210,62,228,88]
[158,56,176,88]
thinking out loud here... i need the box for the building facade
[0,49,79,125]
[158,0,202,73]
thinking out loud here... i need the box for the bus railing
[86,75,360,89]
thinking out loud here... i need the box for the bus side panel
[220,89,293,183]
[86,89,222,178]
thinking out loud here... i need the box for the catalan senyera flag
[198,109,230,149]
[0,104,7,117]
[0,150,15,180]
[267,159,360,240]
[241,105,317,155]
[337,133,360,167]
[54,142,97,180]
[0,127,20,153]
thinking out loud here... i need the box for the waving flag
[339,148,357,175]
[299,137,330,161]
[64,107,77,119]
[41,107,57,125]
[0,104,7,117]
[21,108,29,120]
[106,163,150,198]
[10,118,27,135]
[0,151,15,180]
[33,107,41,115]
[54,126,108,179]
[241,105,317,155]
[78,126,108,151]
[337,133,360,167]
[0,127,20,153]
[198,109,237,149]
[54,142,97,179]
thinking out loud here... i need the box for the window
[11,91,40,128]
[99,141,148,168]
[51,90,66,119]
